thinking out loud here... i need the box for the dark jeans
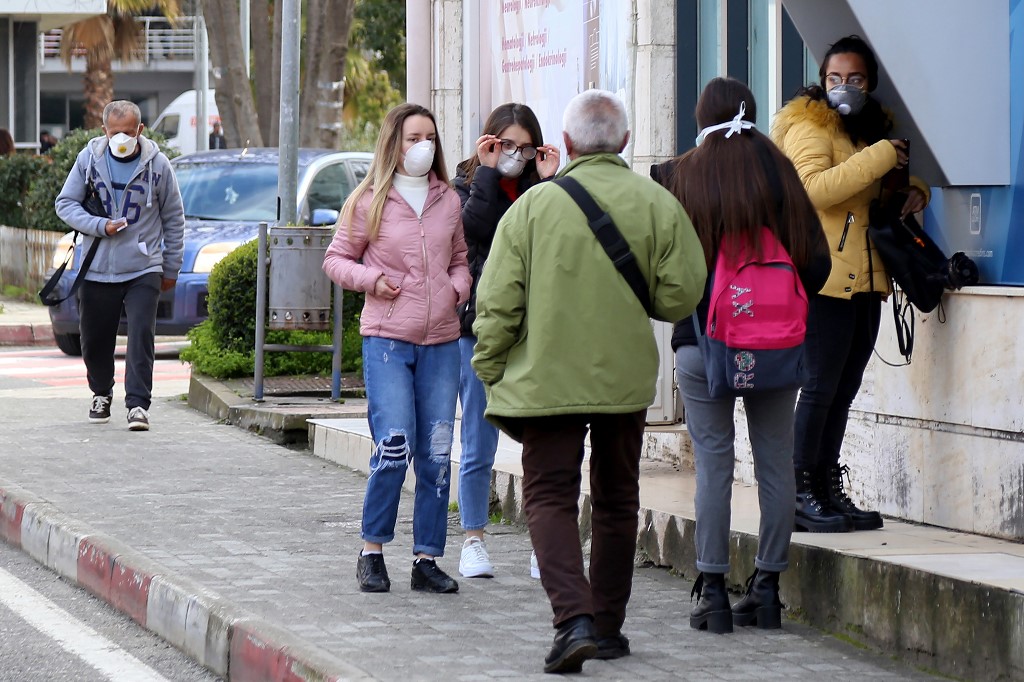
[78,273,162,410]
[509,410,646,635]
[793,293,881,472]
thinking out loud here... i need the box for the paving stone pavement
[0,392,943,681]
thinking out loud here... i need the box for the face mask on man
[496,151,527,178]
[109,132,139,159]
[827,84,867,116]
[402,140,435,177]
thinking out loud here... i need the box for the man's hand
[104,218,128,236]
[161,277,176,292]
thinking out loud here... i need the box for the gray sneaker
[127,406,150,431]
[88,395,112,424]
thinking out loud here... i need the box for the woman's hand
[901,187,927,218]
[476,134,502,168]
[535,144,561,179]
[373,275,401,299]
[888,139,909,169]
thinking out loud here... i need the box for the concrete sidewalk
[0,378,949,681]
[0,297,54,346]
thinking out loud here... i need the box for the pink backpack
[694,227,809,397]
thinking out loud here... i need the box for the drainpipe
[406,0,432,107]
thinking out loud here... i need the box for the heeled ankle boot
[688,572,733,633]
[825,464,883,530]
[795,469,852,533]
[732,569,783,629]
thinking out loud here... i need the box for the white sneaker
[459,538,494,578]
[530,550,541,579]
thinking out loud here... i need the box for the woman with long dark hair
[655,75,831,630]
[655,77,831,633]
[772,35,930,533]
[453,103,559,578]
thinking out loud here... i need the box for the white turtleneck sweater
[392,172,429,218]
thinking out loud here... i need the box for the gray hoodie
[55,134,184,283]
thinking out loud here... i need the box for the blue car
[47,148,372,355]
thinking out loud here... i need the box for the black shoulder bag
[39,158,106,306]
[553,176,654,318]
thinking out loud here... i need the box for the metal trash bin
[267,226,333,330]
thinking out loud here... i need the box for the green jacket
[471,153,706,426]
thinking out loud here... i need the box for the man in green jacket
[472,89,707,674]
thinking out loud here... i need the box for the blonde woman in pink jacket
[323,103,471,595]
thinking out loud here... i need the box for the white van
[150,89,220,154]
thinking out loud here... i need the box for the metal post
[196,13,210,152]
[278,0,301,226]
[254,222,269,402]
[240,0,251,78]
[331,283,343,401]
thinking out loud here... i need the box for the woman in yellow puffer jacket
[771,35,929,534]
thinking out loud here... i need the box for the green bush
[0,154,50,227]
[22,128,176,233]
[180,238,365,379]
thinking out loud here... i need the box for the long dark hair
[798,35,892,145]
[458,103,544,185]
[665,77,826,270]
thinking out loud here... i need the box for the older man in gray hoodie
[55,100,184,431]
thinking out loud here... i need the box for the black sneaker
[89,395,112,424]
[356,553,391,593]
[411,558,459,593]
[127,406,150,431]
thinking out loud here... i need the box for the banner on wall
[476,0,633,158]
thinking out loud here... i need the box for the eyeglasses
[825,72,867,89]
[499,139,538,160]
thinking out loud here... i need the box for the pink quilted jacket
[322,172,471,346]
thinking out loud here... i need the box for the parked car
[47,148,372,356]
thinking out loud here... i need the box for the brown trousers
[509,409,646,635]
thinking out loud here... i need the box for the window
[305,163,353,214]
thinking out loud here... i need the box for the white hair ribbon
[694,101,755,146]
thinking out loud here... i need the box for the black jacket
[453,164,539,336]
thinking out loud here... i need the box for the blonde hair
[340,103,450,240]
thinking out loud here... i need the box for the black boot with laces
[732,569,783,628]
[688,572,732,633]
[825,464,883,530]
[795,469,852,532]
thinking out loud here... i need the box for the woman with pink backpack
[653,77,831,633]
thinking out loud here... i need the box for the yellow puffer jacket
[771,96,930,299]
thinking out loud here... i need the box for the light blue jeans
[676,345,797,574]
[361,336,460,557]
[458,336,500,531]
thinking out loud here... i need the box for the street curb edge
[0,478,373,681]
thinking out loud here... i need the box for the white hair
[562,90,628,155]
[102,100,141,127]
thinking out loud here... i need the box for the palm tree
[59,1,182,129]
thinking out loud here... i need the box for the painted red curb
[0,325,35,346]
[77,538,115,601]
[229,623,341,682]
[0,488,25,546]
[110,556,153,626]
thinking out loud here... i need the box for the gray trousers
[78,273,162,411]
[675,345,796,573]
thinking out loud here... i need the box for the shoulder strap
[39,155,102,306]
[553,176,653,317]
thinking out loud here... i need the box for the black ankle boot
[688,573,732,633]
[732,569,783,628]
[825,464,883,530]
[795,469,852,532]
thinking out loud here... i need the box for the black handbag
[867,191,979,363]
[39,159,106,306]
[867,192,948,313]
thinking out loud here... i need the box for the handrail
[39,16,197,63]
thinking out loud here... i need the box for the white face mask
[109,132,139,159]
[496,151,527,178]
[401,140,435,177]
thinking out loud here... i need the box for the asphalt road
[0,541,219,682]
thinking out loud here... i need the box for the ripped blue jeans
[361,336,460,556]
